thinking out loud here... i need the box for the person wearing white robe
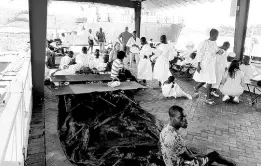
[193,29,223,105]
[137,37,153,84]
[126,31,140,68]
[75,46,92,68]
[153,35,172,86]
[239,56,260,84]
[162,76,192,100]
[59,51,74,69]
[211,42,230,97]
[220,60,245,103]
[90,49,103,70]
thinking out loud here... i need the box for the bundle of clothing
[58,92,165,166]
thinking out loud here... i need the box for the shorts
[88,40,94,46]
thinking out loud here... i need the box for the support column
[28,0,48,100]
[233,0,250,60]
[134,1,141,38]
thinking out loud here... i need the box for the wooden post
[234,0,250,60]
[134,1,141,38]
[28,0,48,101]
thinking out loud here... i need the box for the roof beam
[53,0,135,8]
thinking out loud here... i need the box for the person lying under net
[160,105,236,166]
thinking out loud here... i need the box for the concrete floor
[25,66,261,166]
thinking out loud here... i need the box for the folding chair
[246,78,261,105]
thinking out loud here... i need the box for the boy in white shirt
[59,51,74,69]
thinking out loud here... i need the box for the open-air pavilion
[0,0,258,166]
[29,0,250,99]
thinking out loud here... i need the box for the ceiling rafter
[53,0,217,10]
[178,0,187,7]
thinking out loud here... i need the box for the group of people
[193,29,260,105]
[46,27,260,104]
[44,27,262,166]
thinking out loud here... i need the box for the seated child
[162,76,192,100]
[97,55,109,73]
[240,56,260,84]
[220,60,245,103]
[59,51,74,69]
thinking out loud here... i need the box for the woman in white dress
[126,31,140,68]
[153,35,172,86]
[211,42,230,97]
[137,37,153,85]
[193,29,223,105]
[220,60,245,103]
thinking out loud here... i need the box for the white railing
[0,53,33,166]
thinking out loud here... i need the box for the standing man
[193,29,223,105]
[96,28,106,52]
[118,27,133,57]
[126,31,140,67]
[160,105,236,166]
[88,29,95,54]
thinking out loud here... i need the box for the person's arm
[196,41,206,73]
[179,148,197,161]
[240,71,246,87]
[220,71,228,85]
[103,32,106,43]
[109,50,113,62]
[118,33,122,44]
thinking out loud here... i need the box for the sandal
[205,99,216,105]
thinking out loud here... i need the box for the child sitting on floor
[97,54,109,73]
[162,76,192,100]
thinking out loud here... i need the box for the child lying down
[162,76,192,100]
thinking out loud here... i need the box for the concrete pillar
[234,0,250,60]
[28,0,48,100]
[134,2,141,38]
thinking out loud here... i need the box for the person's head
[227,52,236,62]
[125,27,129,32]
[150,39,153,42]
[209,29,219,41]
[61,33,65,37]
[82,47,88,54]
[160,35,167,44]
[68,51,74,58]
[100,28,103,32]
[103,55,109,63]
[114,42,121,51]
[89,29,92,33]
[140,37,147,45]
[228,59,240,78]
[168,105,188,130]
[117,51,126,60]
[132,31,137,37]
[221,41,230,51]
[94,49,100,58]
[167,76,175,83]
[190,52,197,59]
[243,56,250,65]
